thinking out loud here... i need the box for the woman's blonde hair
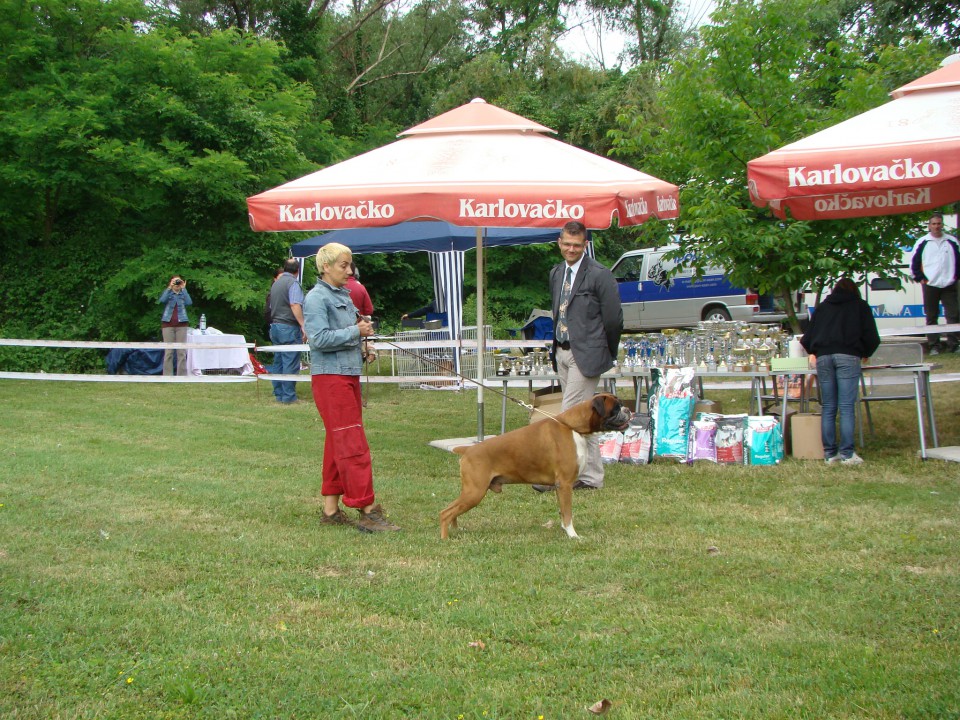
[316,243,352,275]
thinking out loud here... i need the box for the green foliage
[466,0,567,68]
[473,244,554,332]
[585,0,695,66]
[838,0,960,47]
[0,4,324,366]
[332,251,435,330]
[611,0,948,331]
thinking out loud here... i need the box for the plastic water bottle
[199,314,207,334]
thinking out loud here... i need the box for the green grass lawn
[1,369,958,719]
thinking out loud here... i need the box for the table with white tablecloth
[185,331,253,375]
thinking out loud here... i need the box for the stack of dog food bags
[690,413,783,465]
[693,413,748,465]
[598,430,624,464]
[620,415,653,464]
[654,367,697,461]
[745,416,784,465]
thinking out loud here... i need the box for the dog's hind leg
[439,484,487,539]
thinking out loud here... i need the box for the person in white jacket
[910,213,960,355]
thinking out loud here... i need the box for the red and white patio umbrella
[747,60,960,220]
[247,98,678,232]
[247,98,679,438]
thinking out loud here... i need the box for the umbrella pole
[476,227,485,441]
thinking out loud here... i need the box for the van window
[614,254,644,282]
[870,277,902,292]
[612,245,764,331]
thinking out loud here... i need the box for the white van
[805,249,925,330]
[611,245,804,331]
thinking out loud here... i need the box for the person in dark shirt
[800,278,880,465]
[401,300,436,324]
[263,267,283,328]
[534,221,622,491]
[268,259,306,404]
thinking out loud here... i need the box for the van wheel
[703,307,731,322]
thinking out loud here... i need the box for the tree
[465,0,569,68]
[582,0,694,67]
[610,0,947,332]
[0,1,319,368]
[837,0,960,47]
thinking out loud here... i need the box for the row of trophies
[496,349,550,376]
[494,321,792,376]
[618,322,791,373]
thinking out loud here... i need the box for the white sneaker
[825,455,842,464]
[841,453,864,465]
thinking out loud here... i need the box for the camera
[173,279,183,286]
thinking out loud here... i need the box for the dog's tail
[451,445,469,455]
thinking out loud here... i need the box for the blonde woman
[303,243,400,533]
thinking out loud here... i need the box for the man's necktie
[557,266,573,343]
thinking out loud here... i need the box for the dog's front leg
[555,483,580,539]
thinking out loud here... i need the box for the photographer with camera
[158,275,193,376]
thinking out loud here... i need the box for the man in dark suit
[536,221,623,491]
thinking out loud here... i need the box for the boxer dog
[440,393,631,540]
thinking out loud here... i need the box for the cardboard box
[791,413,824,459]
[529,386,564,424]
[694,399,722,416]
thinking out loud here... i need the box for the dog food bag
[655,395,696,460]
[646,368,662,431]
[620,415,653,465]
[687,419,718,463]
[746,416,784,465]
[662,366,696,398]
[599,431,624,464]
[714,414,747,465]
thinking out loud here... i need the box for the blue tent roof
[289,222,559,257]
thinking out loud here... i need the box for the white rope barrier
[0,339,254,350]
[0,371,254,383]
[254,339,550,353]
[0,335,542,385]
[258,373,464,384]
[1,329,957,387]
[3,329,957,352]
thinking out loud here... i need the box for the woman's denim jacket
[158,288,192,323]
[303,279,363,376]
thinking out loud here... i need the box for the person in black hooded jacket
[800,278,881,465]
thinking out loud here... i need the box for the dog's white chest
[573,432,588,475]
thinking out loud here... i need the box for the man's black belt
[557,340,571,350]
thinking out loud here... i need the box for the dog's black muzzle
[604,404,632,431]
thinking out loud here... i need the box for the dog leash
[370,335,562,423]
